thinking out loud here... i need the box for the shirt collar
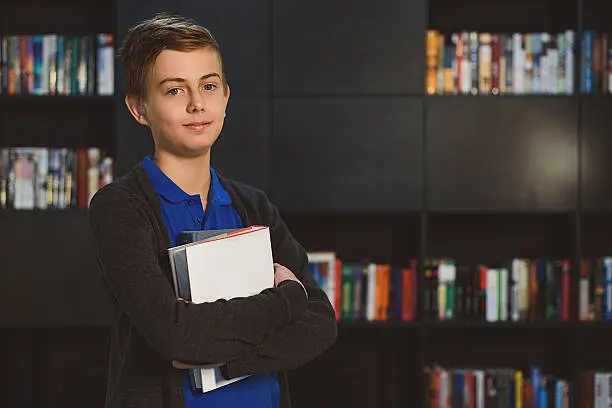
[208,167,232,205]
[142,156,231,205]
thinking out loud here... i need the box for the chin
[181,145,213,157]
[181,136,218,154]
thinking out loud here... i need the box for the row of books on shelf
[0,34,114,96]
[423,258,571,323]
[581,370,612,408]
[583,31,612,96]
[425,365,570,408]
[579,257,612,322]
[307,252,419,322]
[308,252,612,324]
[426,30,612,96]
[427,257,612,323]
[0,147,113,210]
[426,365,612,408]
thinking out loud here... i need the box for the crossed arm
[90,186,337,375]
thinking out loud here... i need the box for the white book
[168,225,275,393]
[474,370,485,408]
[486,268,498,322]
[366,263,377,321]
[511,260,520,322]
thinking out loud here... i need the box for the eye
[166,88,182,96]
[202,83,217,91]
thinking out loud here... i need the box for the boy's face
[128,47,230,158]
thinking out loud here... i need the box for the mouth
[183,121,212,131]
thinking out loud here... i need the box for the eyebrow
[158,73,221,87]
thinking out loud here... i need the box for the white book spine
[565,30,575,94]
[513,33,524,94]
[474,370,485,408]
[367,263,377,321]
[511,261,520,321]
[499,268,508,321]
[486,268,498,322]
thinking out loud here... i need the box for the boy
[88,13,337,408]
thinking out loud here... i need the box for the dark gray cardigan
[88,163,337,408]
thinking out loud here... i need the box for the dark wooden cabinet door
[0,211,111,326]
[427,96,578,211]
[212,97,270,192]
[271,97,423,212]
[581,97,612,210]
[274,0,426,95]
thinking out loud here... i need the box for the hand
[274,263,308,299]
[172,360,225,369]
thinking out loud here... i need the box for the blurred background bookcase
[1,0,612,407]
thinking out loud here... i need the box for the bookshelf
[0,0,117,406]
[1,0,612,407]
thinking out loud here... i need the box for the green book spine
[341,264,354,320]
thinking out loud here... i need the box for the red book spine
[492,34,501,94]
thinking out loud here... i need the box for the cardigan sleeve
[219,195,338,378]
[88,185,308,365]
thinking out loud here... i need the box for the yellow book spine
[515,370,523,408]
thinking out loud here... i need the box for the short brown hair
[118,13,227,101]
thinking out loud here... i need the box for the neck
[153,149,212,200]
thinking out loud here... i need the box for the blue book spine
[582,30,595,93]
[604,258,612,321]
[532,366,541,408]
[539,383,547,408]
[555,380,563,408]
[32,36,43,94]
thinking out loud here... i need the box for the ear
[222,83,230,117]
[125,95,149,126]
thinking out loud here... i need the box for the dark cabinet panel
[212,97,270,192]
[0,211,112,326]
[288,328,421,408]
[428,0,576,33]
[427,213,575,263]
[1,97,115,155]
[0,0,115,35]
[274,0,426,95]
[283,213,421,267]
[115,93,153,176]
[425,324,574,381]
[583,0,612,32]
[271,97,422,212]
[427,96,578,211]
[581,213,612,257]
[581,97,612,210]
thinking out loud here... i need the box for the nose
[187,94,205,113]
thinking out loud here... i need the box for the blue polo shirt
[142,156,280,408]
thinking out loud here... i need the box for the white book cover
[181,225,275,393]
